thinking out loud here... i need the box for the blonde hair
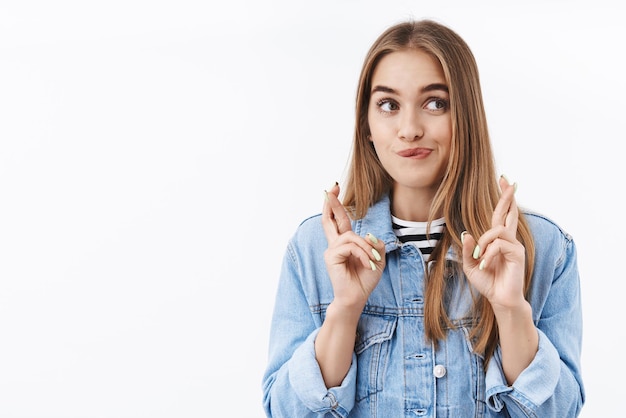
[342,19,535,365]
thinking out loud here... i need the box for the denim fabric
[262,195,584,417]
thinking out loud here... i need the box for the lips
[397,148,432,158]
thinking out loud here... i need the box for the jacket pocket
[354,313,397,402]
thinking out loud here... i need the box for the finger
[504,193,519,231]
[333,231,385,264]
[499,176,519,237]
[326,230,386,271]
[325,184,352,235]
[325,240,373,268]
[491,176,516,229]
[468,225,506,262]
[365,232,385,270]
[473,237,524,272]
[325,234,381,272]
[322,188,340,241]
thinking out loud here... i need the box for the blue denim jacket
[262,195,584,417]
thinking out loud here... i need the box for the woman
[262,19,584,417]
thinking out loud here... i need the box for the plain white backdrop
[0,1,622,417]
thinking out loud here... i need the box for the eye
[376,99,399,113]
[425,97,449,111]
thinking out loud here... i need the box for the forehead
[371,49,446,88]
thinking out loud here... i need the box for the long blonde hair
[342,19,535,365]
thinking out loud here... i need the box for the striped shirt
[392,216,445,262]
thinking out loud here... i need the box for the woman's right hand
[322,183,386,310]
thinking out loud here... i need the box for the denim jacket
[262,195,584,417]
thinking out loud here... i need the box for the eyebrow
[371,83,449,94]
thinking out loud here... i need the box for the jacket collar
[351,194,399,253]
[352,193,458,261]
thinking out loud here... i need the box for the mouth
[397,148,432,158]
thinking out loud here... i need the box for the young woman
[262,19,584,417]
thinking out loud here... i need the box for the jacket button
[433,364,446,378]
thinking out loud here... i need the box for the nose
[398,109,424,141]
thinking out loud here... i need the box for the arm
[462,177,584,416]
[262,184,386,417]
[485,233,584,417]
[315,184,385,387]
[461,176,538,383]
[262,238,357,418]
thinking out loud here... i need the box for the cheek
[434,114,452,132]
[367,107,392,134]
[369,140,390,168]
[368,122,394,146]
[434,118,453,146]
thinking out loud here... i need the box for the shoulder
[522,209,576,267]
[287,212,327,253]
[297,212,323,229]
[522,209,573,242]
[521,210,581,319]
[295,212,324,237]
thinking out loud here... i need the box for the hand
[322,183,386,309]
[460,176,527,311]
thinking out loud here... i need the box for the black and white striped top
[392,216,445,262]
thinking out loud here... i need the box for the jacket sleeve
[262,241,358,417]
[485,232,585,417]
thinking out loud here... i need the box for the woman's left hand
[460,176,527,311]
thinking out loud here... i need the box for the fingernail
[369,260,377,271]
[472,245,481,259]
[366,233,378,244]
[461,231,467,244]
[323,190,329,202]
[479,259,486,270]
[513,182,518,194]
[371,248,381,261]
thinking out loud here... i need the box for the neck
[391,185,441,222]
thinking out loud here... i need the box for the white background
[0,1,622,417]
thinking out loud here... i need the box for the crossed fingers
[321,183,384,274]
[322,183,352,240]
[461,175,523,284]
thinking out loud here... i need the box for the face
[367,49,452,206]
